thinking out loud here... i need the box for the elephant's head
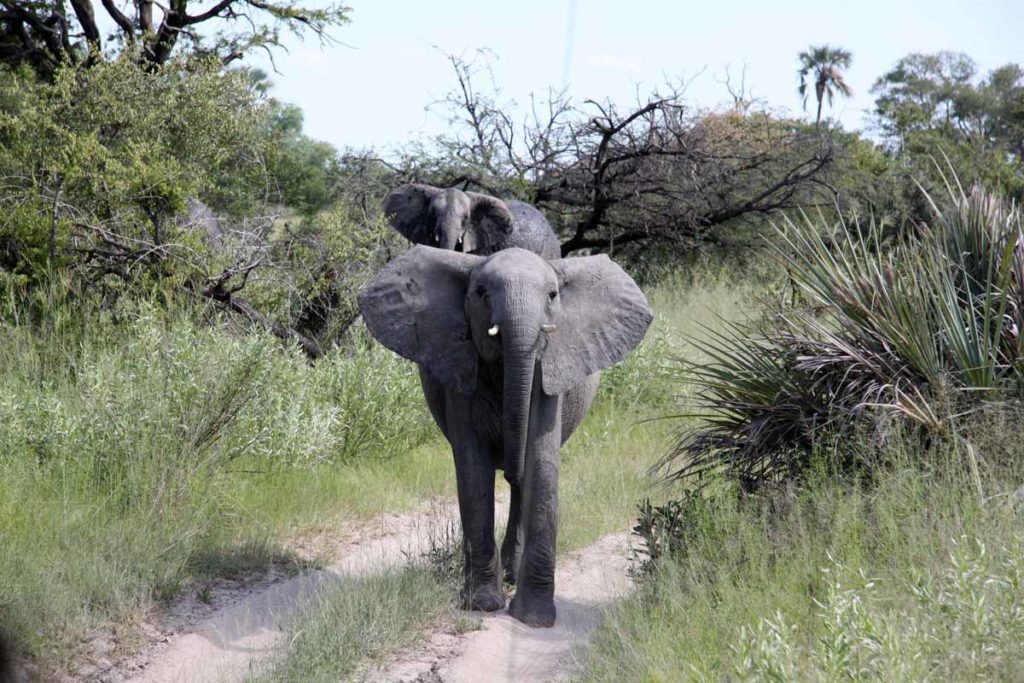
[358,246,652,485]
[382,184,515,254]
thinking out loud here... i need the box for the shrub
[660,180,1024,487]
[0,55,271,285]
[732,538,1024,681]
[0,291,436,663]
[629,492,713,580]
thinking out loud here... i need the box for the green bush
[629,492,713,580]
[661,181,1024,486]
[0,290,434,664]
[0,54,271,285]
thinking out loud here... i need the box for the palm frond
[659,179,1024,488]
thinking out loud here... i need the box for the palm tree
[798,45,853,129]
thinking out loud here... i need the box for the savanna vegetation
[1,2,1023,679]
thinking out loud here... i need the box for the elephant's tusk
[541,323,556,333]
[488,325,500,336]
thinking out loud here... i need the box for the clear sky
[249,0,1021,153]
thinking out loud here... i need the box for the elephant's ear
[382,184,440,243]
[467,193,514,252]
[541,255,653,395]
[358,246,483,394]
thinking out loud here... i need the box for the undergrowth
[579,415,1024,680]
[0,290,437,667]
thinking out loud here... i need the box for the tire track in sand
[101,497,473,683]
[370,532,634,683]
[96,502,632,683]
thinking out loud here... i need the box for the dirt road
[372,532,632,682]
[97,499,632,683]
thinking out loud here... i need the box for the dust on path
[94,497,477,683]
[89,500,632,683]
[370,532,634,683]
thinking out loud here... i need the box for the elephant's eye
[548,291,558,302]
[476,285,487,299]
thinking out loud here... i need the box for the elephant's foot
[461,582,505,612]
[508,588,556,627]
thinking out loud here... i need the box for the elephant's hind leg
[500,486,523,584]
[453,434,504,612]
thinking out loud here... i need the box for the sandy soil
[89,498,465,683]
[368,532,634,683]
[85,498,632,683]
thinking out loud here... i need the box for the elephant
[382,183,561,259]
[358,245,652,627]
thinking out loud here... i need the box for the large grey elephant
[358,246,651,627]
[382,184,561,259]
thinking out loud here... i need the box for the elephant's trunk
[502,323,537,487]
[440,213,466,252]
[440,225,461,251]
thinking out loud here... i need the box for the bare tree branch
[419,52,833,258]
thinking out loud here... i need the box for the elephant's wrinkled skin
[382,183,561,259]
[358,246,652,627]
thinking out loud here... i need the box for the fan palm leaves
[798,45,854,129]
[660,181,1024,487]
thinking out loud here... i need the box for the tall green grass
[251,522,467,683]
[0,249,765,674]
[577,415,1024,681]
[0,288,443,667]
[557,258,771,553]
[252,566,461,682]
[582,181,1024,680]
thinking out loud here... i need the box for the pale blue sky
[248,0,1020,153]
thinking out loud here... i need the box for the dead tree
[424,52,834,257]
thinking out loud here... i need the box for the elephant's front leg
[452,432,504,612]
[508,392,562,627]
[500,486,522,584]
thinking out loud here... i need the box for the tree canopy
[394,52,834,258]
[872,51,1024,201]
[873,52,1024,154]
[0,0,349,75]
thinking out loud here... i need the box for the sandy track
[371,532,634,683]
[96,498,470,683]
[92,500,631,683]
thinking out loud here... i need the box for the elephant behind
[382,184,561,259]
